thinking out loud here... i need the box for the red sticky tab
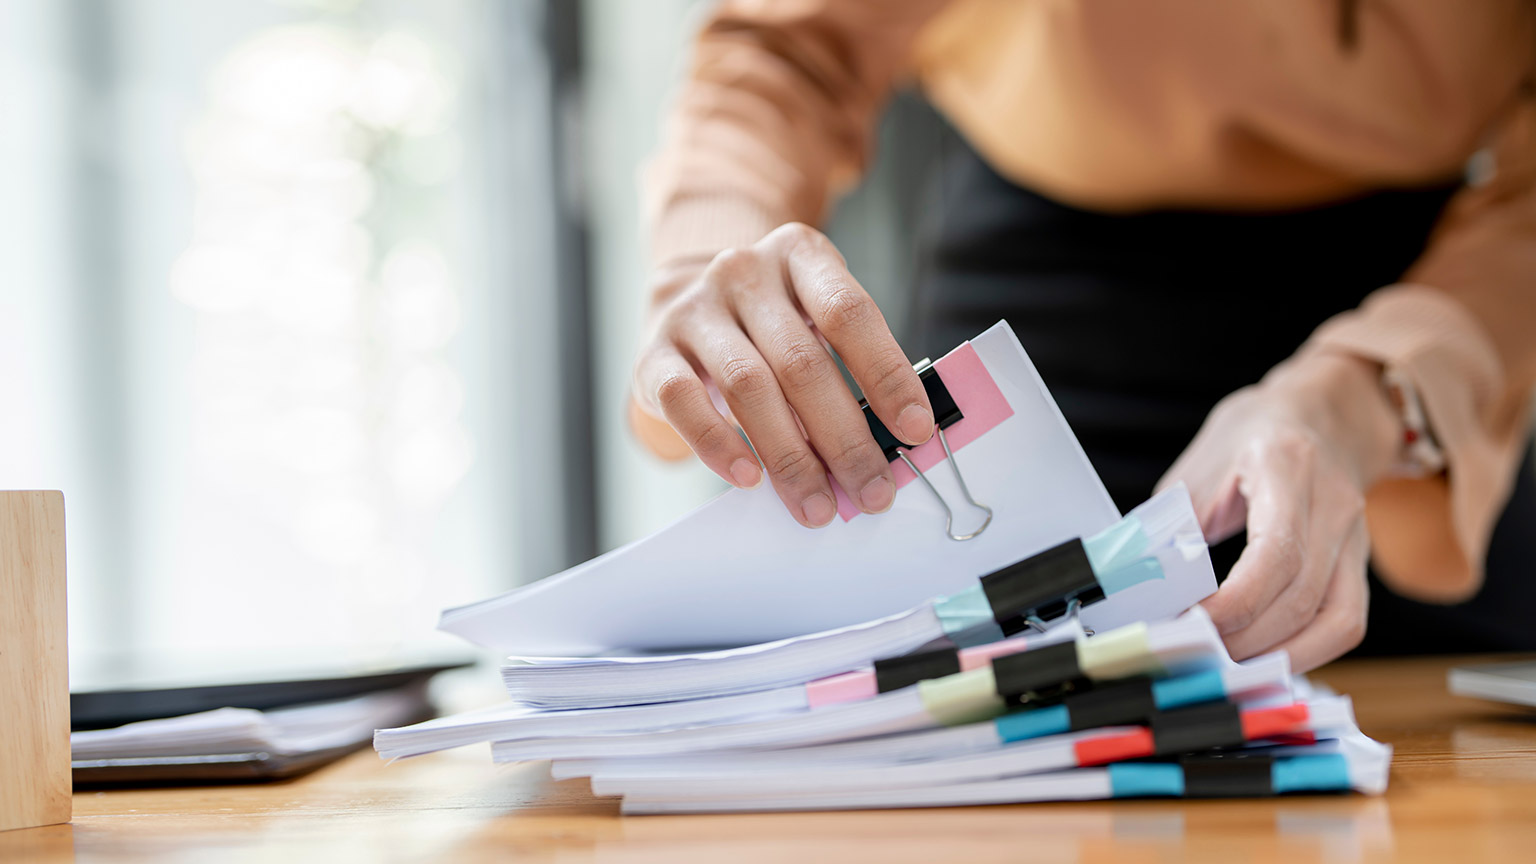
[1075,728,1155,766]
[832,341,1015,521]
[1240,703,1310,741]
[1260,732,1317,746]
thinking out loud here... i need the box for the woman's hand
[630,223,935,528]
[1158,353,1402,671]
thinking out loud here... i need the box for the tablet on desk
[71,650,473,730]
[1448,660,1536,709]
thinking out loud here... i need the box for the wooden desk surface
[4,654,1535,864]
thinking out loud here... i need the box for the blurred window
[1,0,589,668]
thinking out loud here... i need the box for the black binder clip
[983,538,1106,634]
[1177,751,1277,798]
[861,359,992,541]
[990,640,1090,706]
[1150,702,1249,756]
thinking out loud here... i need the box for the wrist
[1264,352,1401,488]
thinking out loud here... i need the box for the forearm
[644,0,949,270]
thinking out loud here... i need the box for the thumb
[1160,459,1247,545]
[1198,473,1249,544]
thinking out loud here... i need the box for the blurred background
[1,0,958,670]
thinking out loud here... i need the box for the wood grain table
[4,654,1535,864]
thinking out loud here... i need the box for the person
[625,0,1536,671]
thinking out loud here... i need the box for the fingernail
[730,458,763,489]
[858,476,894,514]
[897,403,934,445]
[801,492,836,528]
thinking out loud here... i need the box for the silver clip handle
[895,424,993,541]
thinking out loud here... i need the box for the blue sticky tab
[1271,754,1353,794]
[1109,763,1185,798]
[993,704,1070,743]
[932,585,996,636]
[1152,669,1226,710]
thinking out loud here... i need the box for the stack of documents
[78,683,430,783]
[377,322,1392,812]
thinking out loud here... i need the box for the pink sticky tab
[833,341,1015,521]
[957,635,1034,671]
[805,669,878,708]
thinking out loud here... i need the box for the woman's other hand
[1158,353,1402,671]
[630,223,935,529]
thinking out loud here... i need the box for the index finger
[766,223,934,447]
[1271,522,1369,672]
[1201,444,1313,635]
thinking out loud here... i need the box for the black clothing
[912,144,1535,654]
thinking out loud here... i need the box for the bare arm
[633,0,952,526]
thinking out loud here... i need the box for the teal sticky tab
[948,619,1007,648]
[1152,669,1226,710]
[1083,515,1148,573]
[1084,514,1164,595]
[993,704,1070,743]
[932,584,996,636]
[1095,558,1164,595]
[1109,763,1185,798]
[1271,754,1353,794]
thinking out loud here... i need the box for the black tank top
[911,143,1536,654]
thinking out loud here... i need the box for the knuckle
[1229,590,1264,632]
[767,446,821,486]
[1208,392,1243,419]
[1239,435,1270,468]
[864,353,918,406]
[776,339,834,391]
[823,434,879,475]
[687,419,735,456]
[719,357,773,403]
[818,282,874,336]
[1262,532,1307,579]
[653,371,695,410]
[715,353,774,399]
[1280,430,1320,464]
[1214,591,1260,634]
[659,288,713,331]
[769,221,822,246]
[1287,577,1327,618]
[705,246,760,283]
[1209,387,1258,425]
[1341,607,1368,647]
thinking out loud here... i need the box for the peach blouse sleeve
[1304,85,1536,601]
[643,0,948,268]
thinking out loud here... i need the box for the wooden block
[0,491,70,832]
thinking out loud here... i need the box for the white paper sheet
[72,684,428,760]
[441,321,1214,654]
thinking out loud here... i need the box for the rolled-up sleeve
[644,0,949,267]
[1304,86,1536,602]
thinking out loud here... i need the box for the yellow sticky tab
[1077,621,1162,680]
[917,667,1006,726]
